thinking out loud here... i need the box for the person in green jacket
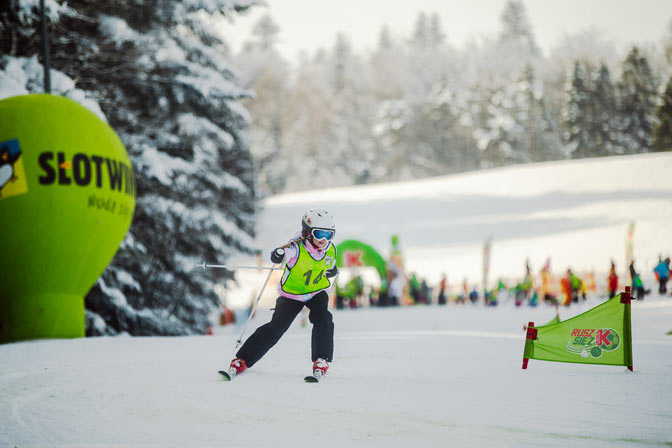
[567,268,584,302]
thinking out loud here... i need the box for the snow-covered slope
[260,153,672,285]
[1,298,671,447]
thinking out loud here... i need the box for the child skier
[226,208,338,380]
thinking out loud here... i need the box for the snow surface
[2,154,672,447]
[1,298,671,447]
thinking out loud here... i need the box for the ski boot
[312,358,329,379]
[226,357,247,380]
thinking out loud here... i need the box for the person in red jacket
[607,260,619,299]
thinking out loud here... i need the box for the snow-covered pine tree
[1,0,259,335]
[616,46,658,154]
[589,63,618,156]
[410,80,478,174]
[369,27,417,181]
[330,33,350,94]
[237,14,290,197]
[652,75,672,152]
[279,56,335,192]
[378,25,393,52]
[396,12,472,175]
[498,0,539,56]
[370,25,406,102]
[663,19,672,72]
[409,12,429,49]
[472,65,556,167]
[518,64,563,162]
[428,12,446,49]
[406,12,456,98]
[372,99,417,180]
[562,61,593,158]
[327,34,376,185]
[474,84,523,167]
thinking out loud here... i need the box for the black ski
[222,370,321,382]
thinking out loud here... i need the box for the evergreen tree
[473,64,560,166]
[1,0,259,335]
[663,19,672,69]
[279,58,335,191]
[410,12,429,49]
[616,46,658,154]
[331,33,352,94]
[372,99,417,180]
[590,63,618,156]
[563,61,593,158]
[248,14,280,52]
[377,25,393,51]
[652,76,672,152]
[516,64,562,162]
[477,85,523,167]
[428,12,446,49]
[371,25,405,102]
[406,12,456,97]
[498,0,539,55]
[238,14,289,196]
[412,80,478,173]
[465,82,497,167]
[327,34,376,185]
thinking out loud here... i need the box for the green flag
[523,292,633,370]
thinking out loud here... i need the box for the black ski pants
[236,291,334,368]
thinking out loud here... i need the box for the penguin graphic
[0,144,20,197]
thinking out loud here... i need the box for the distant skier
[437,273,447,305]
[567,269,584,302]
[607,260,619,299]
[226,208,338,380]
[521,260,533,303]
[653,257,670,294]
[629,260,650,300]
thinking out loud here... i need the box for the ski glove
[326,266,338,278]
[270,248,285,264]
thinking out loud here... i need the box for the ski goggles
[311,228,335,241]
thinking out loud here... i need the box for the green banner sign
[523,292,633,370]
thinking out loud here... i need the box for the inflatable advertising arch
[336,239,387,282]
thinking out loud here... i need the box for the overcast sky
[223,0,672,62]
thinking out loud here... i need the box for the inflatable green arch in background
[336,239,387,282]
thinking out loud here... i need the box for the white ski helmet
[301,208,336,241]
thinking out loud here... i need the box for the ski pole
[195,262,282,271]
[197,237,305,272]
[235,263,278,349]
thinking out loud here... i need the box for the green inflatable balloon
[0,94,135,343]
